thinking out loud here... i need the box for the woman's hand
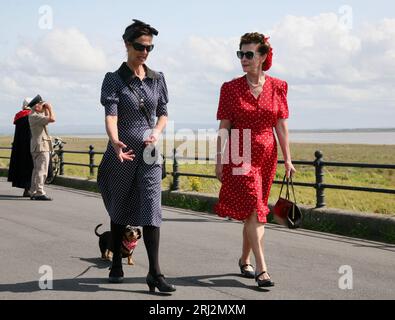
[111,140,135,163]
[215,152,223,182]
[144,129,160,146]
[215,163,223,182]
[215,120,231,182]
[285,160,296,179]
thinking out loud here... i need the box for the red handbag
[273,175,302,229]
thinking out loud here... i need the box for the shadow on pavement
[0,272,269,296]
[72,257,111,270]
[162,217,222,223]
[0,194,29,201]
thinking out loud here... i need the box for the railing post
[59,144,64,176]
[171,148,180,191]
[314,150,325,208]
[89,145,95,176]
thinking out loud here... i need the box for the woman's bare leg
[244,212,270,280]
[240,223,253,269]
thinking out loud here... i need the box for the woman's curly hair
[239,32,273,71]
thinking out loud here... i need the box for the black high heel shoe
[109,266,124,283]
[146,273,176,293]
[238,259,255,279]
[255,271,275,287]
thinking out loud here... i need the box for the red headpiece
[262,36,273,71]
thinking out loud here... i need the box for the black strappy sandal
[255,271,275,287]
[238,259,255,279]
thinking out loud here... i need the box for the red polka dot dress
[214,75,289,223]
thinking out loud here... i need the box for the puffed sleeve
[156,72,169,117]
[216,82,233,121]
[276,80,289,120]
[100,72,119,116]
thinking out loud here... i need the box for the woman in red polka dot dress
[214,32,296,287]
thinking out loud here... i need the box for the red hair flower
[262,36,273,71]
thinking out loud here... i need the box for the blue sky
[2,0,393,42]
[1,0,394,134]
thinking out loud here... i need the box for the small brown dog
[94,224,142,265]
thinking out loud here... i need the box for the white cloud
[186,36,238,73]
[358,19,395,79]
[270,14,395,90]
[0,28,108,134]
[0,77,24,96]
[39,28,107,72]
[270,13,362,82]
[3,29,108,80]
[1,16,395,134]
[149,15,394,127]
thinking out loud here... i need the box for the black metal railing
[55,144,104,177]
[168,149,395,207]
[1,145,394,208]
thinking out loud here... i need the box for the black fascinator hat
[122,19,158,42]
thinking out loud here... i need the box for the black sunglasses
[131,42,154,52]
[237,51,255,60]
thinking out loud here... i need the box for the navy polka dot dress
[97,62,168,227]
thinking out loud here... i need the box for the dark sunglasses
[131,42,154,52]
[237,51,255,60]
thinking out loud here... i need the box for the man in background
[28,94,56,201]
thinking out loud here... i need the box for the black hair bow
[131,19,158,35]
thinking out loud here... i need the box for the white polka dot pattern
[214,75,289,223]
[97,69,168,227]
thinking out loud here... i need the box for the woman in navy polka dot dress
[97,20,175,292]
[214,33,296,288]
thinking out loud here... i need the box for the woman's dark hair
[239,32,270,55]
[123,19,159,43]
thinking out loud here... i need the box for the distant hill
[1,124,394,136]
[289,128,395,133]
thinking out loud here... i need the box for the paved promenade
[1,178,394,300]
